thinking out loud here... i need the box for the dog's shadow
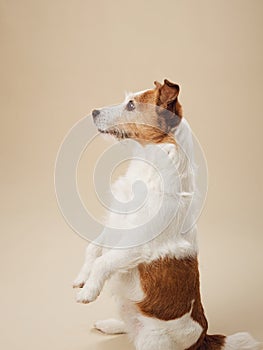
[91,329,134,350]
[95,337,134,350]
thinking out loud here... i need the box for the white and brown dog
[73,80,261,350]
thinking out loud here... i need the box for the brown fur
[117,123,176,145]
[128,79,183,144]
[133,80,182,120]
[155,79,183,132]
[134,88,158,105]
[137,257,225,350]
[157,79,183,118]
[137,257,206,322]
[189,334,226,350]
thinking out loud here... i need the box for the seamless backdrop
[0,1,263,349]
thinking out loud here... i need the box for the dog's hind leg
[94,318,127,334]
[134,331,175,350]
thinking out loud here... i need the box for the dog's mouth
[98,127,132,140]
[97,124,174,144]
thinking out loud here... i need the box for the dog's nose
[92,109,100,119]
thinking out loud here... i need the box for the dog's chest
[112,148,178,200]
[110,267,144,302]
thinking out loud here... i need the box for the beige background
[1,0,263,349]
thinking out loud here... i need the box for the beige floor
[1,1,263,349]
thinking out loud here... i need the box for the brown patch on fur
[137,257,207,323]
[134,80,183,136]
[138,257,226,349]
[134,88,159,105]
[137,257,226,349]
[155,79,183,131]
[188,334,226,350]
[119,123,176,145]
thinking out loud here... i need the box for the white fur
[74,95,260,350]
[224,333,262,350]
[134,301,203,350]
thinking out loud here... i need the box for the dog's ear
[155,79,183,124]
[154,81,162,89]
[154,79,183,131]
[158,79,180,106]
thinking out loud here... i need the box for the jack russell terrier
[73,79,261,350]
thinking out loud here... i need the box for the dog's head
[92,79,183,145]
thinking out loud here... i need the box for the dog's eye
[126,100,135,111]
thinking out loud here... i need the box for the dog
[73,79,261,350]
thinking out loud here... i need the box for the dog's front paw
[73,269,92,288]
[72,276,86,289]
[76,284,100,304]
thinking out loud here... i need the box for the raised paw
[72,278,85,288]
[94,318,126,335]
[73,268,91,288]
[76,284,100,304]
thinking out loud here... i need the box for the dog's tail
[199,333,262,350]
